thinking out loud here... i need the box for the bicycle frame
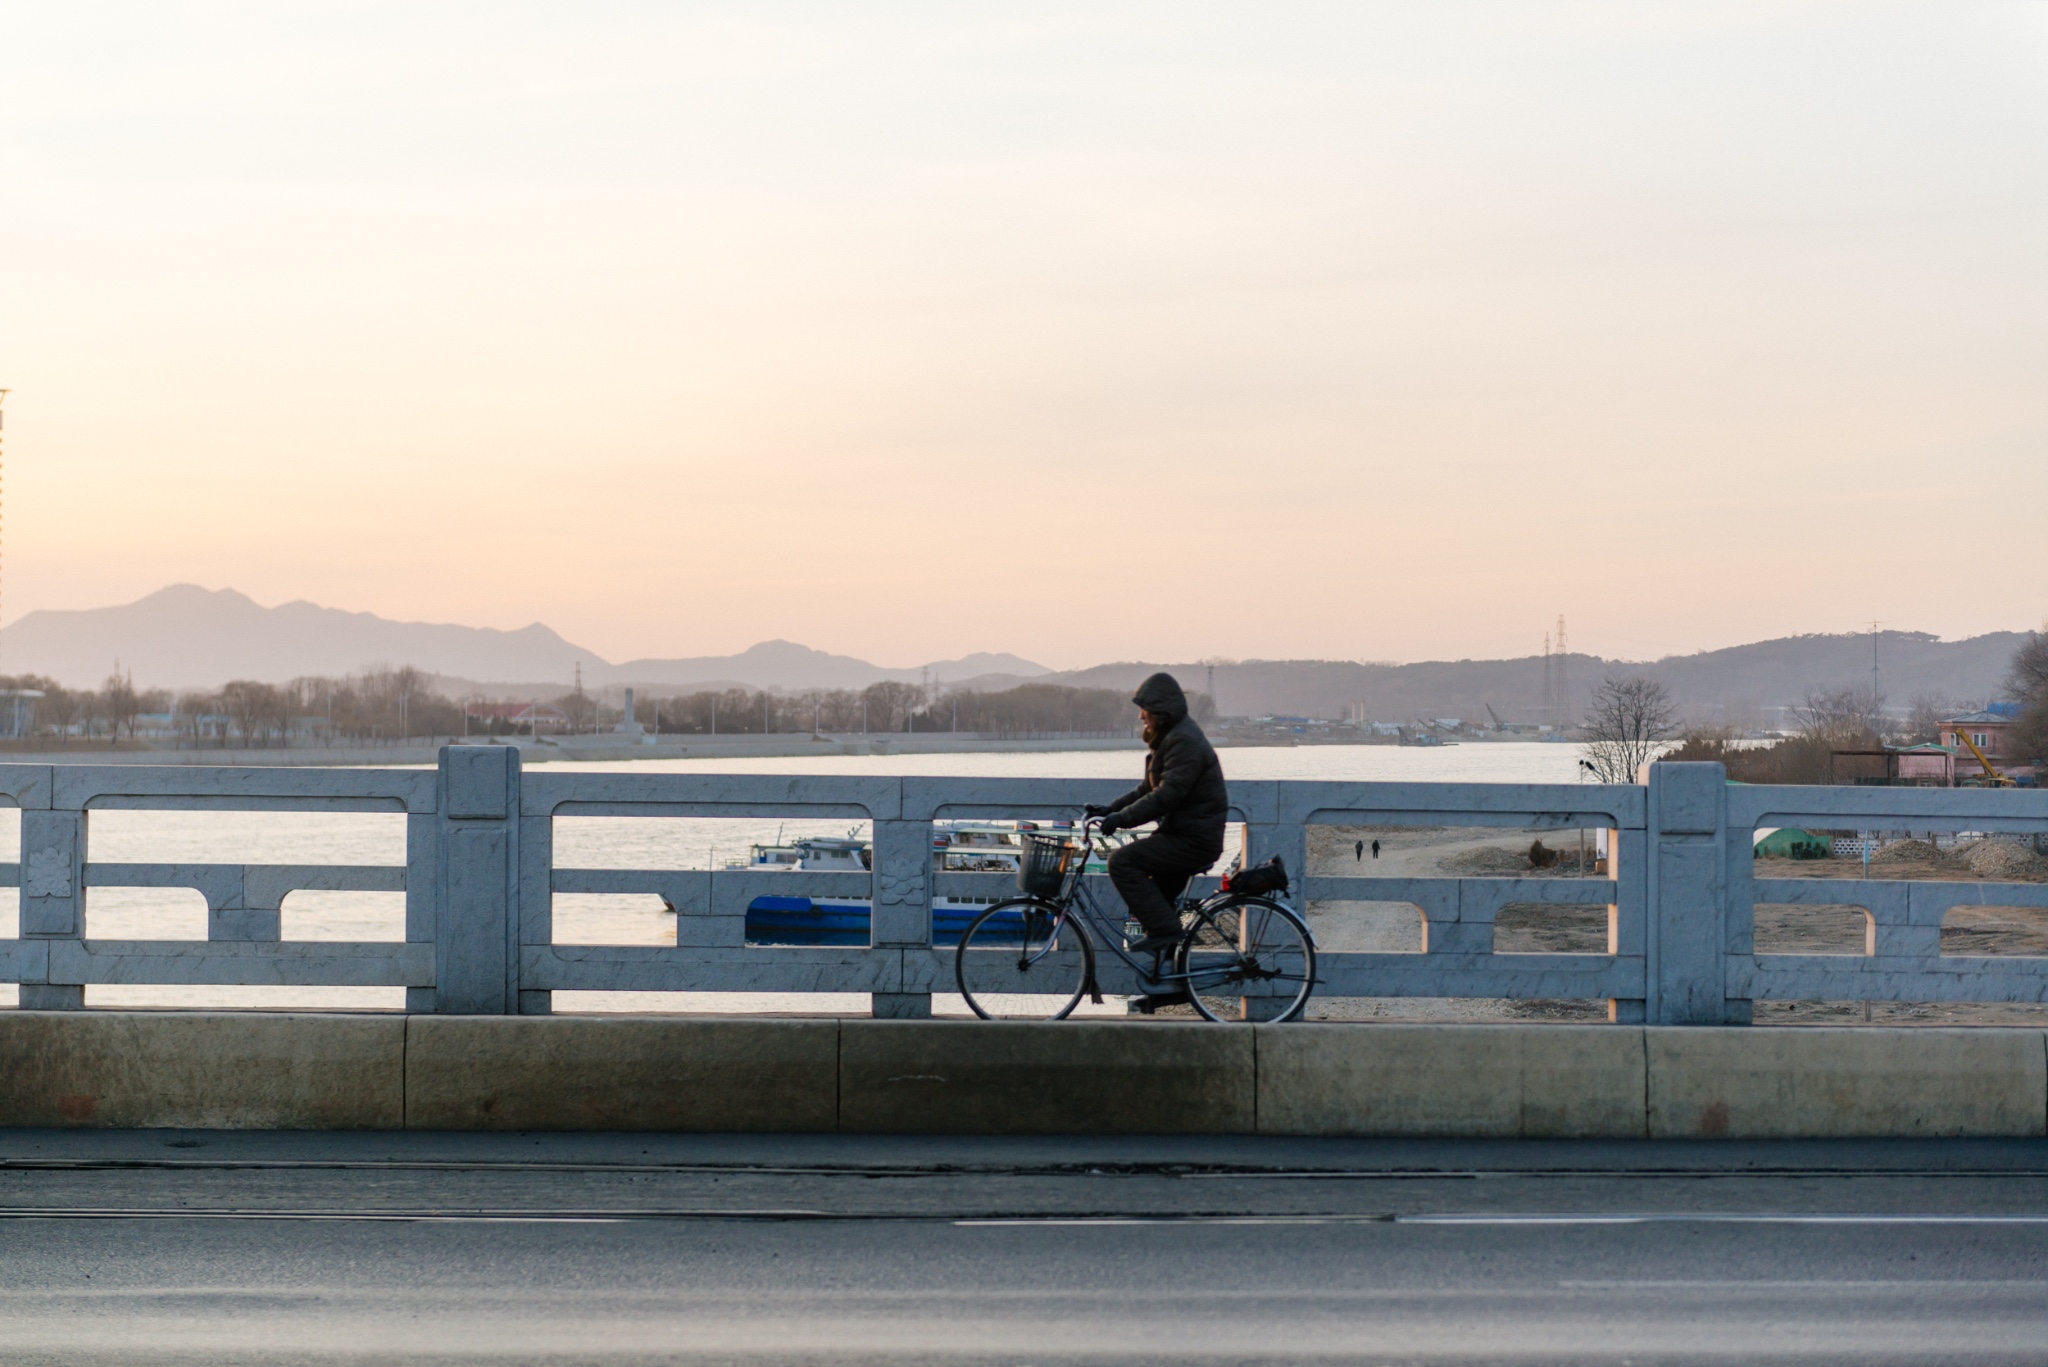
[1020,819,1282,991]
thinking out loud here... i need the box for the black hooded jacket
[1106,672,1228,854]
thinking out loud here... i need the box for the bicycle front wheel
[1176,896,1316,1023]
[955,898,1096,1020]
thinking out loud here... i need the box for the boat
[733,821,1110,947]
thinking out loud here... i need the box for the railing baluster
[19,797,83,1010]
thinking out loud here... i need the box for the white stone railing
[0,753,2041,1022]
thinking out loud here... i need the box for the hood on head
[1131,672,1188,724]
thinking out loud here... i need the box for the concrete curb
[0,1011,404,1129]
[839,1020,1253,1134]
[2,1014,2043,1137]
[1645,1027,2048,1139]
[405,1016,839,1131]
[1254,1023,1647,1138]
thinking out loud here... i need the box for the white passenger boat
[734,821,1108,946]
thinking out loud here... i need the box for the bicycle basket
[1017,833,1079,898]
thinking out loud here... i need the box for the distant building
[1892,744,1958,786]
[1831,745,1955,787]
[0,690,42,740]
[464,701,570,733]
[1941,710,2017,761]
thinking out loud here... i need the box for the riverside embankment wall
[3,1013,2043,1139]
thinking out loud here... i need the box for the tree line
[473,680,1211,737]
[0,667,1211,747]
[0,666,464,747]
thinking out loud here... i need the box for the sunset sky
[1,2,2043,670]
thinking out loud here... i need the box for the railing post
[1645,761,1745,1024]
[432,745,521,1014]
[517,804,554,1015]
[19,804,84,1010]
[869,814,931,1019]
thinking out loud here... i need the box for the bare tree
[1793,684,1881,746]
[861,681,924,733]
[2009,626,2048,765]
[101,669,141,743]
[76,690,107,744]
[1581,674,1677,783]
[220,680,284,748]
[175,690,219,747]
[39,685,79,745]
[1901,690,1953,746]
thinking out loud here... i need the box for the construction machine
[1950,726,2016,788]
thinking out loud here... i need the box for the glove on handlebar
[1097,813,1122,836]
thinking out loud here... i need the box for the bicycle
[951,815,1317,1023]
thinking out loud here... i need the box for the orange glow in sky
[2,3,2043,668]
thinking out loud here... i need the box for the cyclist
[1088,672,1228,954]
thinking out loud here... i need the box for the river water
[2,743,1595,1012]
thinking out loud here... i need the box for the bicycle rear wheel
[955,898,1095,1020]
[1175,896,1316,1023]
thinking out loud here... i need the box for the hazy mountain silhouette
[1028,630,2031,723]
[0,588,2026,720]
[604,641,1047,692]
[0,586,594,690]
[0,586,1048,692]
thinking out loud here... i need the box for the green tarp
[1755,827,1831,860]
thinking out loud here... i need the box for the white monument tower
[614,686,646,736]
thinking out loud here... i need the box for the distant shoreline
[0,733,1149,766]
[0,730,1585,766]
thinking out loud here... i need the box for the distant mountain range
[1028,631,2030,726]
[0,585,2030,722]
[0,586,1048,693]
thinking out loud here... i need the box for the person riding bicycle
[1087,672,1227,955]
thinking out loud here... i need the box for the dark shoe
[1126,931,1181,955]
[1129,989,1192,1014]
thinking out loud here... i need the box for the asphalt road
[1,1131,2046,1365]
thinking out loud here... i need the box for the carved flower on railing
[875,870,926,906]
[23,847,71,899]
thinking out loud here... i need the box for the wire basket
[1017,833,1079,899]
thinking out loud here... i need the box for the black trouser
[1107,833,1220,934]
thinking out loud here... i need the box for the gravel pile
[1957,839,2048,881]
[1872,839,1950,866]
[1436,846,1537,875]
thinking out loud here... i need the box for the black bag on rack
[1221,856,1288,897]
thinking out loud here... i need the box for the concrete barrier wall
[2,1013,2043,1137]
[1645,1027,2048,1139]
[406,1016,840,1131]
[0,1012,404,1129]
[838,1020,1253,1134]
[1255,1024,1648,1138]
